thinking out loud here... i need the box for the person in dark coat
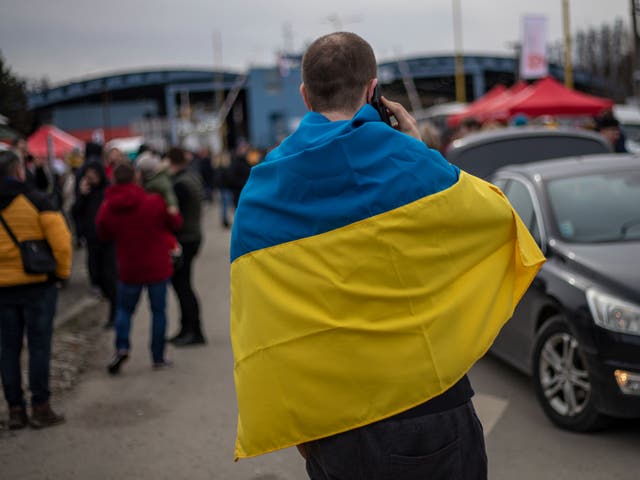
[72,161,118,328]
[24,155,62,209]
[73,142,104,247]
[167,147,207,346]
[596,111,627,153]
[193,147,215,203]
[226,141,252,207]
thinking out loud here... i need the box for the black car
[447,127,610,178]
[490,154,640,431]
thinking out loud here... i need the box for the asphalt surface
[55,245,101,327]
[1,203,639,479]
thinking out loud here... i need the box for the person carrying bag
[0,213,56,275]
[0,150,72,431]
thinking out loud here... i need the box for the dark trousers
[87,241,118,322]
[305,401,488,480]
[0,284,58,408]
[115,281,168,363]
[171,240,202,336]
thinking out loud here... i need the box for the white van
[613,104,640,153]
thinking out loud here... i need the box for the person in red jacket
[96,162,182,373]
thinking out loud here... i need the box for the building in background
[27,55,609,151]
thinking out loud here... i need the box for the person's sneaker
[172,332,207,347]
[107,351,129,375]
[168,331,185,344]
[8,406,28,430]
[152,360,173,370]
[29,403,65,429]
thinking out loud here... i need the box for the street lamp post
[631,0,640,99]
[562,0,574,89]
[452,0,466,102]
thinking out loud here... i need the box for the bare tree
[568,17,633,100]
[0,51,33,135]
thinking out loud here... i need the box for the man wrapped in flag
[230,32,545,479]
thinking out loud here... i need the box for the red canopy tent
[27,125,84,158]
[447,84,507,128]
[474,81,530,122]
[483,76,613,121]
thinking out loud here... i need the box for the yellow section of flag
[231,171,545,458]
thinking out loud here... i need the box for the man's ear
[300,83,312,111]
[366,78,378,103]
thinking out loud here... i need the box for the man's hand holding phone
[381,97,422,141]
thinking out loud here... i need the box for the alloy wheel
[538,332,591,417]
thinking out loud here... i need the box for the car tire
[532,316,608,432]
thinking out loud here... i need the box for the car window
[492,178,508,190]
[448,135,609,179]
[504,180,541,245]
[547,169,640,243]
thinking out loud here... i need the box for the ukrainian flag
[230,105,545,459]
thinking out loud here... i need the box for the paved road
[55,246,99,326]
[1,204,639,479]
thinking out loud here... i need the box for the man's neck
[318,108,360,122]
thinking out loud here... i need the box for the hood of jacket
[0,178,27,210]
[104,183,146,212]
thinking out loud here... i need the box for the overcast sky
[0,0,631,84]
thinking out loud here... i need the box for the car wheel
[532,316,608,432]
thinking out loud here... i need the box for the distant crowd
[0,138,262,431]
[419,109,629,155]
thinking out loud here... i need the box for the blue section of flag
[230,104,459,262]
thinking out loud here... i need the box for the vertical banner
[520,15,549,79]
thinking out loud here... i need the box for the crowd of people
[419,108,629,155]
[0,136,260,430]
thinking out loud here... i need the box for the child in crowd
[135,152,182,265]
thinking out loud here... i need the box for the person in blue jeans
[96,162,182,373]
[114,281,169,369]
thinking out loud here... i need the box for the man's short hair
[302,32,377,113]
[166,146,186,166]
[0,150,21,178]
[596,111,620,130]
[113,162,135,184]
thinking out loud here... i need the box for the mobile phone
[370,85,392,125]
